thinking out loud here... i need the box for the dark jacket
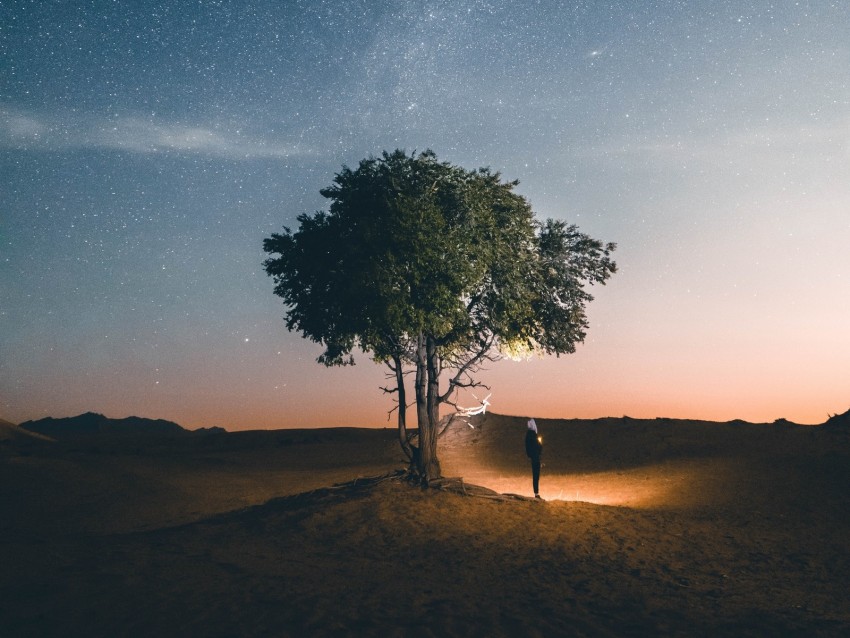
[525,429,542,461]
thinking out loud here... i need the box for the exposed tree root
[316,470,537,502]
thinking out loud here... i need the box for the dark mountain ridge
[824,407,850,428]
[20,412,185,438]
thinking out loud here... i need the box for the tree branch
[438,334,497,403]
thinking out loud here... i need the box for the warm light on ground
[535,471,679,507]
[438,414,745,510]
[442,461,700,509]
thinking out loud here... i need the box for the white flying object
[456,393,492,426]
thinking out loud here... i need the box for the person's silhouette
[525,418,543,498]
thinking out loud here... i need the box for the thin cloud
[564,119,850,182]
[0,107,312,159]
[578,120,850,164]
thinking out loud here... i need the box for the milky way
[2,1,849,428]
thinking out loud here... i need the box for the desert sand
[2,412,850,636]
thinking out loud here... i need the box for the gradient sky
[2,0,848,429]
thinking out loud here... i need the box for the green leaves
[523,219,618,356]
[263,149,617,370]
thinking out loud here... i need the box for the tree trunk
[415,335,428,443]
[422,335,442,481]
[414,334,441,482]
[392,354,413,463]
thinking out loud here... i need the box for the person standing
[525,418,543,498]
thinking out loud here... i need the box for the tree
[263,150,616,483]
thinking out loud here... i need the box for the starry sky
[2,0,848,429]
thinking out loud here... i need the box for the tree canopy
[263,149,616,481]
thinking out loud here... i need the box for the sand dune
[0,417,54,443]
[1,413,849,636]
[441,412,850,510]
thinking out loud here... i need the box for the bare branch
[438,334,497,403]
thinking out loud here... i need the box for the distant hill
[19,412,186,438]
